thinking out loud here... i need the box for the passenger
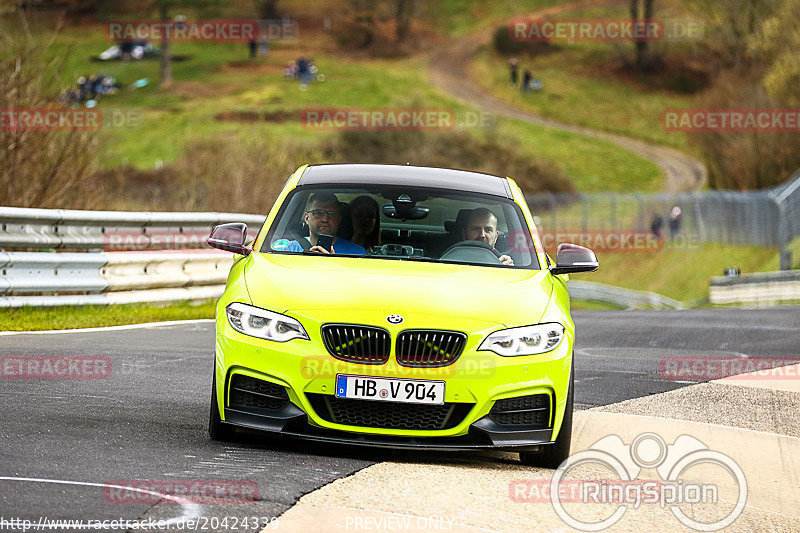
[286,193,365,255]
[348,195,381,251]
[462,208,514,266]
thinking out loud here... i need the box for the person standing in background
[669,206,682,238]
[509,58,519,86]
[522,69,532,92]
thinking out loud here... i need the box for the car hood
[243,253,554,327]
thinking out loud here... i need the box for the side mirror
[549,243,598,276]
[207,223,252,255]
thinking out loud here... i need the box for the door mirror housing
[207,223,252,255]
[549,243,598,276]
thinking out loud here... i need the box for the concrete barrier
[710,270,800,305]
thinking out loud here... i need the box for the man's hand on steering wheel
[442,241,514,266]
[498,254,514,266]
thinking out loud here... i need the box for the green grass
[469,1,707,154]
[30,24,664,193]
[571,243,782,302]
[472,46,695,153]
[0,300,216,331]
[425,0,562,37]
[494,118,663,191]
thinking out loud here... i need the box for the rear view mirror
[549,243,598,276]
[207,223,252,255]
[382,204,430,220]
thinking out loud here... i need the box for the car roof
[297,164,513,198]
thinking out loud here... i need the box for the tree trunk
[630,0,654,70]
[159,4,172,86]
[258,0,279,19]
[395,0,414,43]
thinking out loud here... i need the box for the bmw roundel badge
[386,314,404,325]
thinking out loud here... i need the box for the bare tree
[254,0,279,19]
[158,3,172,86]
[151,0,221,86]
[394,0,417,43]
[0,15,101,208]
[630,0,655,70]
[748,0,799,103]
[684,0,779,68]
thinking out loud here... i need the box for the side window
[265,193,309,252]
[501,202,535,267]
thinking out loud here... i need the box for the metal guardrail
[3,203,792,309]
[0,249,681,309]
[710,271,800,305]
[0,251,233,308]
[525,166,800,270]
[567,280,683,309]
[0,207,265,250]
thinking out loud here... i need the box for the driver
[462,208,514,266]
[286,193,365,255]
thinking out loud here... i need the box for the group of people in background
[650,206,682,240]
[283,57,321,90]
[247,39,270,59]
[509,58,542,92]
[59,74,121,106]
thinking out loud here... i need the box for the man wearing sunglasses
[286,193,366,255]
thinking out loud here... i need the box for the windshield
[261,186,540,269]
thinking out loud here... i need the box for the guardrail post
[776,200,791,271]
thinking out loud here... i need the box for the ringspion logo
[514,433,747,531]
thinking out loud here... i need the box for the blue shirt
[284,237,366,255]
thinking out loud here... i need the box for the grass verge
[0,300,216,331]
[36,24,664,201]
[469,1,709,154]
[570,243,782,302]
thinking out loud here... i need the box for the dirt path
[428,0,707,192]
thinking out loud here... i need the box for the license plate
[335,375,445,405]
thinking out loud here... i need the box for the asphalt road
[1,308,798,531]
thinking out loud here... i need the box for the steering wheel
[440,241,503,264]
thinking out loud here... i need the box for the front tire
[519,362,573,468]
[209,371,236,441]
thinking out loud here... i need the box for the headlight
[478,323,565,356]
[226,303,309,342]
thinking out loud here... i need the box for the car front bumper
[223,401,553,451]
[214,311,573,450]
